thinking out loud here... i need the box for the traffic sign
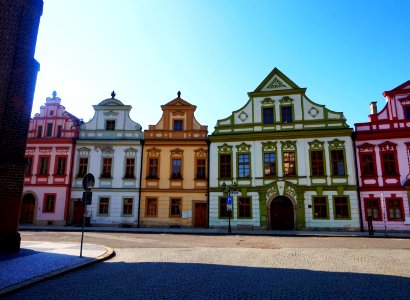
[230,191,239,195]
[226,195,232,205]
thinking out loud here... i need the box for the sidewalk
[0,241,114,296]
[19,224,410,238]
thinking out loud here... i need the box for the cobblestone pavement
[5,232,410,299]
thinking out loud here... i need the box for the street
[6,231,410,299]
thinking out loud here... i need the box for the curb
[0,245,115,297]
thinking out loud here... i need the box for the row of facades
[20,68,410,232]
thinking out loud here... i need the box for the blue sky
[33,0,410,131]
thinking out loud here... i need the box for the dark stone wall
[0,0,43,252]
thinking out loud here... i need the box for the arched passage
[20,193,36,224]
[269,196,294,230]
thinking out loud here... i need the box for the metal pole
[228,212,231,233]
[80,200,86,258]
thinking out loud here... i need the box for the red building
[21,92,81,225]
[355,81,410,232]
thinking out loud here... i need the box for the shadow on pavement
[5,261,410,299]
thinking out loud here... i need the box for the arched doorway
[270,196,294,230]
[20,193,36,224]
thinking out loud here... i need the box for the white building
[70,92,143,226]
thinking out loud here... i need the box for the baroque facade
[355,81,410,231]
[21,92,81,225]
[70,92,143,226]
[139,92,208,228]
[209,68,360,230]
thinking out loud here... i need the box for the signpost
[80,173,95,258]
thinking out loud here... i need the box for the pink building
[355,81,410,232]
[20,92,81,225]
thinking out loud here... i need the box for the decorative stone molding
[261,98,274,105]
[266,184,278,201]
[171,148,184,157]
[358,143,375,152]
[124,147,138,157]
[328,139,345,149]
[281,140,297,151]
[147,147,161,157]
[218,143,233,154]
[238,111,248,122]
[267,77,286,89]
[194,148,208,158]
[103,111,118,116]
[262,141,277,152]
[378,141,397,152]
[308,107,319,118]
[39,147,52,155]
[279,96,293,104]
[236,142,251,153]
[285,185,297,199]
[308,140,324,150]
[77,147,91,156]
[172,110,185,116]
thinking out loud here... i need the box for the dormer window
[173,119,183,131]
[106,120,115,130]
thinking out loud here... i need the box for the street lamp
[222,181,237,233]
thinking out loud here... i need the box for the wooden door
[194,203,207,228]
[270,196,294,230]
[72,200,85,225]
[20,194,35,224]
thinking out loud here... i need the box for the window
[365,198,381,221]
[219,197,231,218]
[37,125,42,138]
[405,106,410,120]
[24,157,32,176]
[101,157,112,178]
[238,197,251,218]
[283,151,296,176]
[264,153,276,177]
[39,157,49,176]
[146,198,157,216]
[196,159,206,179]
[313,197,328,219]
[56,157,66,175]
[57,125,62,138]
[331,150,345,176]
[334,196,349,219]
[125,158,135,178]
[281,106,293,123]
[170,198,181,217]
[99,198,109,215]
[123,198,133,215]
[49,110,54,116]
[78,157,88,177]
[263,107,274,124]
[361,153,376,176]
[173,119,183,131]
[46,123,53,137]
[219,154,232,179]
[382,153,397,176]
[387,198,403,220]
[43,194,56,213]
[311,150,324,176]
[105,120,115,130]
[148,158,158,179]
[171,159,182,179]
[238,154,250,178]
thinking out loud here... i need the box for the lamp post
[80,173,95,257]
[222,181,237,233]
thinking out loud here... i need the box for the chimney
[370,101,377,114]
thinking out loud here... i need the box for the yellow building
[140,92,208,227]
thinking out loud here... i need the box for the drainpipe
[206,139,211,228]
[352,132,364,232]
[137,139,144,228]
